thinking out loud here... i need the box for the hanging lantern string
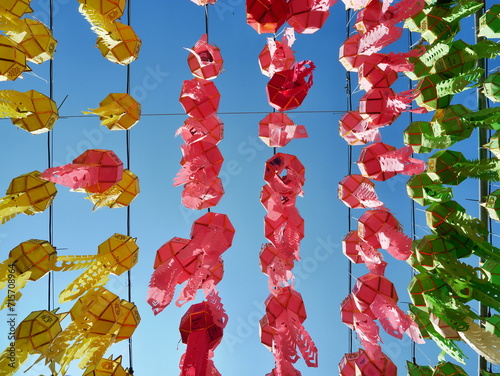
[205,4,209,41]
[125,0,134,374]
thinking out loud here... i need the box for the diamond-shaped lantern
[97,22,141,65]
[9,239,57,281]
[97,233,139,276]
[406,172,453,206]
[0,35,28,81]
[11,90,59,134]
[479,4,500,38]
[433,362,468,376]
[6,170,57,214]
[246,0,288,34]
[78,0,126,21]
[426,150,467,185]
[483,72,500,102]
[180,78,220,119]
[6,19,57,64]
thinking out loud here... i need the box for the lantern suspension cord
[345,7,354,355]
[475,1,489,374]
[205,5,209,41]
[125,0,134,373]
[47,0,55,313]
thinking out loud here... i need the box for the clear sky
[0,0,498,375]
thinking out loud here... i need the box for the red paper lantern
[266,60,315,111]
[177,115,224,145]
[338,174,383,209]
[358,54,399,91]
[339,110,381,145]
[264,153,305,197]
[179,78,220,119]
[259,112,307,147]
[287,0,330,34]
[351,273,398,317]
[358,88,409,127]
[258,29,296,77]
[187,34,223,80]
[339,34,368,72]
[246,0,288,34]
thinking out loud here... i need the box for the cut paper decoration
[85,169,140,210]
[264,153,305,198]
[176,115,224,145]
[41,149,123,193]
[179,78,221,119]
[259,28,296,77]
[338,349,397,376]
[55,233,139,303]
[483,190,500,221]
[0,0,33,18]
[358,88,417,127]
[260,286,318,369]
[357,142,425,181]
[338,174,384,209]
[186,34,223,80]
[1,170,57,225]
[406,172,453,207]
[339,110,381,145]
[6,18,56,64]
[84,93,141,130]
[260,242,295,292]
[342,230,387,276]
[246,0,288,34]
[266,60,315,112]
[404,121,454,154]
[259,112,308,147]
[179,301,223,376]
[286,0,331,34]
[82,355,131,376]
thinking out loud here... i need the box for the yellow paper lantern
[78,0,126,21]
[0,89,34,119]
[11,90,58,134]
[83,355,131,376]
[85,93,141,130]
[86,169,140,210]
[0,0,33,18]
[6,18,57,64]
[0,35,28,81]
[97,22,141,65]
[1,171,57,225]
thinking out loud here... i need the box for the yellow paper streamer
[459,318,500,364]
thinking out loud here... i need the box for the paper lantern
[357,142,425,181]
[426,150,467,185]
[358,54,399,91]
[11,90,58,134]
[259,112,307,147]
[433,362,468,376]
[259,242,295,291]
[351,273,398,316]
[358,209,412,260]
[86,169,140,210]
[0,0,33,18]
[406,172,453,206]
[339,110,381,145]
[85,93,141,130]
[0,35,27,81]
[262,286,318,368]
[181,177,224,210]
[408,272,451,308]
[342,230,387,276]
[430,40,478,79]
[179,301,223,376]
[414,75,452,111]
[97,22,141,65]
[413,235,457,270]
[338,174,384,209]
[339,34,368,72]
[1,171,57,225]
[484,130,500,159]
[0,309,66,375]
[258,28,295,77]
[246,0,288,34]
[264,152,305,197]
[190,0,218,4]
[286,0,330,34]
[479,4,500,38]
[56,233,139,303]
[430,104,473,140]
[483,72,500,102]
[78,0,126,21]
[483,189,500,221]
[358,88,411,127]
[179,77,220,119]
[82,355,130,376]
[407,361,433,376]
[187,34,223,80]
[41,149,124,193]
[266,60,315,111]
[429,313,460,340]
[177,115,224,145]
[339,349,397,376]
[404,121,449,154]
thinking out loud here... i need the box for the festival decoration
[264,152,305,198]
[0,309,67,376]
[0,239,56,307]
[0,0,33,18]
[338,349,397,376]
[0,35,28,81]
[1,170,57,225]
[286,0,331,34]
[433,362,468,376]
[55,233,139,303]
[406,361,434,376]
[43,287,140,374]
[176,115,224,145]
[342,230,387,275]
[84,93,141,130]
[259,28,296,77]
[357,142,425,181]
[404,121,454,154]
[483,189,500,221]
[77,0,126,21]
[41,149,124,193]
[10,89,59,134]
[259,242,295,291]
[258,112,308,147]
[190,0,218,5]
[266,60,315,111]
[338,174,384,209]
[179,301,223,376]
[479,4,500,38]
[85,169,140,210]
[260,286,318,370]
[246,0,288,34]
[179,77,221,119]
[358,88,417,127]
[147,212,235,314]
[186,34,223,80]
[5,18,56,64]
[82,355,131,376]
[96,22,141,65]
[484,72,500,102]
[406,172,454,206]
[339,110,381,145]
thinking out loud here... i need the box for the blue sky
[0,0,498,375]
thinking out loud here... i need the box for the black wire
[205,5,209,41]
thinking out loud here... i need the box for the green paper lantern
[484,130,500,158]
[433,362,468,376]
[415,75,453,111]
[479,4,500,38]
[431,40,478,80]
[406,43,450,80]
[408,272,448,307]
[407,173,453,206]
[483,71,500,103]
[420,7,456,44]
[482,259,500,284]
[407,361,434,376]
[409,305,433,339]
[485,314,500,337]
[404,121,435,153]
[430,104,473,140]
[414,234,457,270]
[483,189,500,221]
[427,150,467,185]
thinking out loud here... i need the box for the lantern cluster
[0,0,56,80]
[39,148,140,211]
[177,34,225,209]
[77,0,141,65]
